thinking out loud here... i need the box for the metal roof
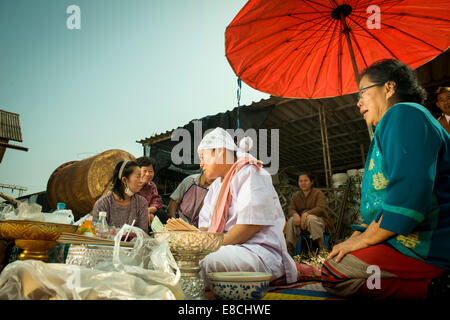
[264,94,369,174]
[137,94,370,177]
[0,110,23,142]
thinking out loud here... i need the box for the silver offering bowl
[153,231,224,300]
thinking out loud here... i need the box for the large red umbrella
[225,0,450,99]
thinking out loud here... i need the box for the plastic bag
[0,260,181,300]
[17,202,44,222]
[0,224,184,300]
[42,210,74,225]
[0,204,16,220]
[99,224,182,296]
[73,213,92,226]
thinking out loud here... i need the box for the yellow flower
[372,172,389,190]
[397,232,420,249]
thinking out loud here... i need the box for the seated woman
[285,172,335,253]
[92,160,148,232]
[135,156,169,225]
[321,59,450,299]
[197,128,297,285]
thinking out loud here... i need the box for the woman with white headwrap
[197,128,298,285]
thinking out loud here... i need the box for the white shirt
[198,164,297,283]
[446,114,450,123]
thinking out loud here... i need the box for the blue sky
[0,0,269,197]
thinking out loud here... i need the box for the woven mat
[263,281,342,300]
[205,281,342,300]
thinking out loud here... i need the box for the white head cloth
[197,127,255,159]
[197,128,238,152]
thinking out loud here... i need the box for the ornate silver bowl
[153,231,224,300]
[65,244,133,269]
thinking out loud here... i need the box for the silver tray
[65,244,132,269]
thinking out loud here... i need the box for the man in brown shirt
[285,172,334,253]
[436,87,450,135]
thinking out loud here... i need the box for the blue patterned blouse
[356,102,450,270]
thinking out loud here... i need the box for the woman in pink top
[92,160,148,232]
[136,156,169,225]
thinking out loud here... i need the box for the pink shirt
[138,181,162,209]
[92,192,148,233]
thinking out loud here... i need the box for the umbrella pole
[236,77,242,129]
[319,104,331,187]
[340,12,374,141]
[323,104,333,184]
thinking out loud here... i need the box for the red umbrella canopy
[225,0,450,99]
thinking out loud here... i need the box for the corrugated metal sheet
[0,110,22,142]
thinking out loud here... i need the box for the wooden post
[360,143,366,167]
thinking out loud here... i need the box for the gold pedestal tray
[153,231,224,300]
[0,220,78,261]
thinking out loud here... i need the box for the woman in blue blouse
[321,59,450,299]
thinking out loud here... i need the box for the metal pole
[322,105,333,181]
[319,104,330,188]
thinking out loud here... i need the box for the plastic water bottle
[52,203,75,224]
[95,211,110,239]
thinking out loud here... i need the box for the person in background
[285,172,334,253]
[167,171,214,227]
[92,160,148,232]
[321,59,450,299]
[135,156,169,225]
[436,86,450,134]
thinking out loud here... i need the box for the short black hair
[135,156,157,170]
[298,172,313,182]
[360,59,427,105]
[112,160,139,200]
[436,87,449,96]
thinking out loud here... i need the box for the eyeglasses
[438,94,450,103]
[358,83,384,100]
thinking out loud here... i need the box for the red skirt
[321,244,445,299]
